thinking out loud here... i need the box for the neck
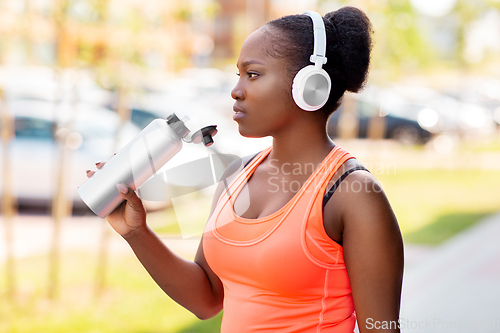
[268,112,335,167]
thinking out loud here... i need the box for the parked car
[327,99,433,145]
[379,86,497,140]
[0,99,141,212]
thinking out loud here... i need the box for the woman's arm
[88,154,251,319]
[123,222,224,319]
[107,178,224,319]
[331,171,404,332]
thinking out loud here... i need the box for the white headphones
[292,11,331,111]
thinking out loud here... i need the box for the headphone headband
[302,11,327,67]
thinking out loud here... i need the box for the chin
[237,125,268,139]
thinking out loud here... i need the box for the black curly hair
[264,6,373,117]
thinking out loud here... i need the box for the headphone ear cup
[292,65,331,111]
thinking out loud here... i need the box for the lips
[233,105,245,121]
[233,105,245,114]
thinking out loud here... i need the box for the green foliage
[318,0,500,79]
[376,2,437,75]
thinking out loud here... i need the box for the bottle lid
[166,113,190,138]
[191,125,218,147]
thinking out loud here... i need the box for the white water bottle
[77,113,217,218]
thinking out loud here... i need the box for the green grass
[403,211,491,245]
[376,168,500,245]
[460,138,500,152]
[0,251,222,333]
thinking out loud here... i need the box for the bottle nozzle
[190,125,218,147]
[202,133,214,147]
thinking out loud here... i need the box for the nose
[231,80,245,100]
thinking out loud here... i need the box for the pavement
[1,211,500,333]
[0,214,201,262]
[399,211,500,333]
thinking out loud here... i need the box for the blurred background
[1,0,499,332]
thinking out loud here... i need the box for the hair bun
[324,6,373,93]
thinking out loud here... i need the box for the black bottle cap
[191,125,218,147]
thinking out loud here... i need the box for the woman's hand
[85,159,226,320]
[86,162,147,239]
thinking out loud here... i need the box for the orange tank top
[203,145,356,332]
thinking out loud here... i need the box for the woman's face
[231,27,300,138]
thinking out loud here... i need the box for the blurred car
[0,99,141,212]
[327,99,433,145]
[379,86,497,139]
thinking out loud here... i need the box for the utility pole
[48,0,74,299]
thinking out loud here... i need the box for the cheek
[276,74,295,106]
[256,75,293,107]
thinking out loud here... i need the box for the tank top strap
[220,147,273,203]
[301,146,355,268]
[308,146,354,192]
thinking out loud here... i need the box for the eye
[236,72,258,78]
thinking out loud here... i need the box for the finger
[116,183,144,212]
[96,161,105,169]
[86,170,95,178]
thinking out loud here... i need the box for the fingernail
[95,161,102,166]
[116,183,128,194]
[86,169,91,173]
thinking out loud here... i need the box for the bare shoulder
[340,166,383,200]
[334,164,404,332]
[322,158,393,244]
[333,161,404,278]
[324,159,385,215]
[327,160,388,223]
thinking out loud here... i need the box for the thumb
[116,183,144,212]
